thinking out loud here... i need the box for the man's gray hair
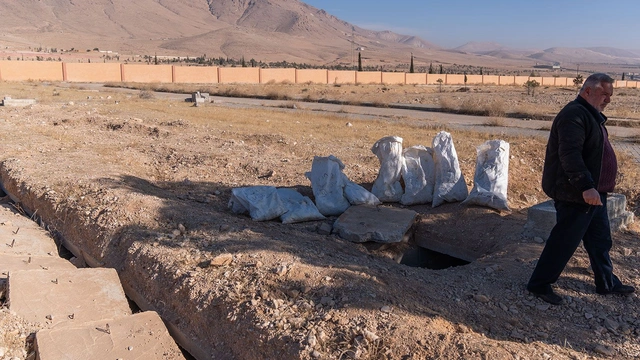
[580,73,615,92]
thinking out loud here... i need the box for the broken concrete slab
[2,96,37,107]
[332,205,417,243]
[35,311,185,360]
[8,268,132,327]
[0,204,60,256]
[1,254,75,278]
[523,193,634,240]
[0,254,75,300]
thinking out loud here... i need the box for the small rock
[127,346,133,351]
[585,313,593,319]
[346,122,353,127]
[535,304,550,311]
[594,345,615,357]
[178,223,186,233]
[604,318,619,332]
[317,223,332,235]
[171,229,181,237]
[473,294,490,303]
[533,237,544,244]
[311,350,321,358]
[623,248,633,256]
[364,330,379,341]
[307,332,317,348]
[275,265,288,276]
[380,305,392,313]
[519,193,538,203]
[209,253,233,267]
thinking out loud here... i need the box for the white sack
[371,136,405,203]
[401,145,435,205]
[344,176,381,206]
[462,140,510,211]
[277,188,326,224]
[228,186,287,221]
[432,131,469,207]
[305,155,351,216]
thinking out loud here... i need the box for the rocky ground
[1,81,640,359]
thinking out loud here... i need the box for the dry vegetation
[1,81,640,359]
[108,82,640,123]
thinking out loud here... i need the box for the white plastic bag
[371,136,405,203]
[432,131,469,207]
[228,186,287,221]
[277,188,326,224]
[462,140,510,211]
[401,145,435,205]
[305,155,351,216]
[344,176,381,206]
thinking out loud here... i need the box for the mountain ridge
[0,0,639,71]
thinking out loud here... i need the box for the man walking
[527,73,635,305]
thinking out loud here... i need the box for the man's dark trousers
[528,193,622,294]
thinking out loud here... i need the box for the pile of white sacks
[229,131,510,223]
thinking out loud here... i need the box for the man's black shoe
[529,290,564,305]
[597,284,635,295]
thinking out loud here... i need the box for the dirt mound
[1,82,640,359]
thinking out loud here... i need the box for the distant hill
[0,0,639,71]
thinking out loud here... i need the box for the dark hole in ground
[400,246,470,269]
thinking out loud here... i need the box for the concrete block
[523,193,634,240]
[332,205,417,243]
[2,97,37,107]
[8,268,132,327]
[1,254,75,279]
[0,205,59,256]
[1,254,75,300]
[35,311,185,360]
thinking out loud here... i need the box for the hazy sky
[304,0,640,50]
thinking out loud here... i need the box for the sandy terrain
[1,81,640,359]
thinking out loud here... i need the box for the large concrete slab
[332,205,417,243]
[0,204,59,256]
[8,268,132,327]
[0,254,76,298]
[1,254,75,279]
[523,193,635,240]
[35,311,185,360]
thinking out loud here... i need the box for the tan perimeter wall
[123,64,173,83]
[356,71,382,84]
[174,66,219,84]
[218,67,260,84]
[65,63,122,83]
[382,72,405,85]
[296,69,328,84]
[483,75,500,85]
[0,61,64,81]
[406,73,426,85]
[328,70,356,84]
[260,68,296,84]
[1,62,638,89]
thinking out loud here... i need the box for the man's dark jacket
[542,95,606,205]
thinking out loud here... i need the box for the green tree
[573,74,584,89]
[464,72,468,90]
[428,62,433,74]
[358,52,362,72]
[241,56,246,67]
[437,78,443,93]
[409,53,414,73]
[524,79,540,96]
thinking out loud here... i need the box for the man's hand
[583,188,603,205]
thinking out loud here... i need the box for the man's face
[583,81,613,112]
